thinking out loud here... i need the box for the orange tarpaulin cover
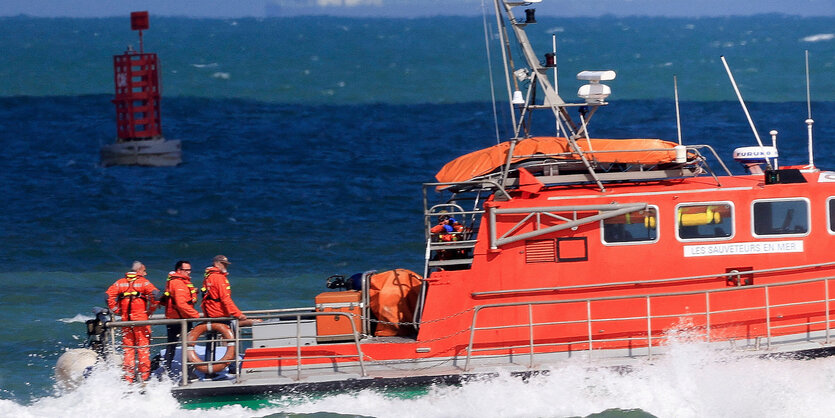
[435,136,680,184]
[368,269,423,337]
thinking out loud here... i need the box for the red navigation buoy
[100,11,182,167]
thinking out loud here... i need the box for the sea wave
[280,335,835,417]
[58,314,93,324]
[801,33,835,42]
[16,334,835,417]
[1,362,258,418]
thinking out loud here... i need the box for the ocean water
[1,12,835,417]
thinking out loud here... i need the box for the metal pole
[465,307,481,371]
[482,0,502,144]
[234,319,241,383]
[180,319,188,386]
[826,278,830,344]
[493,0,518,129]
[586,300,592,361]
[674,75,683,145]
[349,313,367,376]
[705,292,711,342]
[805,50,815,169]
[489,206,498,250]
[646,296,652,359]
[765,286,772,349]
[552,34,558,96]
[528,304,535,368]
[296,315,302,380]
[720,55,772,169]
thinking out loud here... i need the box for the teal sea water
[1,13,835,417]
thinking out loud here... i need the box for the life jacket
[161,271,197,305]
[115,273,151,319]
[200,266,243,318]
[201,267,224,302]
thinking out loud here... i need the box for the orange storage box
[314,290,362,342]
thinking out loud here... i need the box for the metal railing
[463,275,835,371]
[105,310,367,386]
[243,310,366,380]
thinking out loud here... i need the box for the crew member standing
[201,255,248,322]
[162,260,200,375]
[105,261,158,383]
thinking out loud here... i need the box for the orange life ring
[186,322,236,374]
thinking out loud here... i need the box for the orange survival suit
[200,266,243,319]
[164,271,199,319]
[105,271,158,382]
[162,270,200,373]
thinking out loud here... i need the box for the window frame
[828,196,835,235]
[600,205,660,246]
[675,201,736,242]
[751,197,811,239]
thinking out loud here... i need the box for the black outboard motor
[55,307,110,390]
[85,307,110,355]
[325,273,364,291]
[326,275,349,290]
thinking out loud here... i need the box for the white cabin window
[829,197,835,234]
[752,199,809,237]
[602,207,658,244]
[677,203,733,240]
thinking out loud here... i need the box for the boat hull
[100,137,182,167]
[169,335,835,399]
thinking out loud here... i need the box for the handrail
[423,180,511,200]
[464,275,835,371]
[105,311,367,385]
[473,260,835,297]
[488,203,648,249]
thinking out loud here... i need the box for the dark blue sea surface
[3,95,835,406]
[1,15,834,102]
[1,13,835,416]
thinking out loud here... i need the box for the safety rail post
[234,319,241,384]
[705,292,711,342]
[109,327,117,354]
[423,238,431,280]
[296,314,302,380]
[179,319,188,386]
[465,306,481,371]
[765,286,772,349]
[826,278,831,344]
[586,300,593,361]
[646,296,652,359]
[489,206,497,250]
[350,312,367,377]
[528,304,535,368]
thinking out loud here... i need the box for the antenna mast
[805,50,815,169]
[674,75,682,145]
[721,55,772,170]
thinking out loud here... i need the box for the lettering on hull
[683,240,804,257]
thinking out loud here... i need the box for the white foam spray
[6,334,835,417]
[57,314,93,324]
[280,331,835,417]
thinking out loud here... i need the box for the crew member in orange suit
[431,214,456,241]
[105,261,159,383]
[201,255,260,375]
[162,260,200,375]
[201,255,248,321]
